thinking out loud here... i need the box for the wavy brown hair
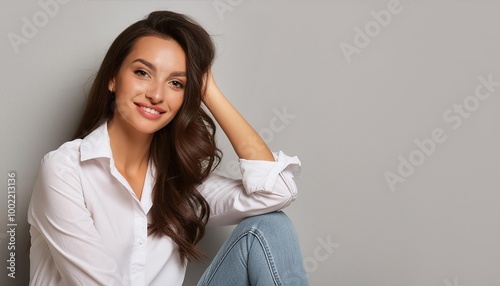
[73,11,221,262]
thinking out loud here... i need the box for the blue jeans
[197,211,308,286]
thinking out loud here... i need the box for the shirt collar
[80,122,112,162]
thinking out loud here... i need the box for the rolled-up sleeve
[199,151,301,226]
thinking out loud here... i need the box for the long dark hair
[73,11,221,262]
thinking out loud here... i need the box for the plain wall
[1,0,500,285]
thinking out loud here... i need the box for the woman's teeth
[141,106,160,114]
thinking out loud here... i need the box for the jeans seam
[248,229,282,286]
[202,228,282,286]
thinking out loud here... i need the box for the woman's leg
[197,211,308,286]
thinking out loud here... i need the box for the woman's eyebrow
[133,58,156,71]
[132,58,186,77]
[169,71,186,77]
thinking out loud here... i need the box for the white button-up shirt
[28,122,301,286]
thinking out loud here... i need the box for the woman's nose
[145,83,164,104]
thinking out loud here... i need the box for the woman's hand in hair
[201,70,274,161]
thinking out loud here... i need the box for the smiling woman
[109,37,186,134]
[27,10,307,286]
[107,37,187,200]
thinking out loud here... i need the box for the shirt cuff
[239,151,301,194]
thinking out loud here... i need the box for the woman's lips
[134,102,165,119]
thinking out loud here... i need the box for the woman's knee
[236,212,308,285]
[236,211,297,238]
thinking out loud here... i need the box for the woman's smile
[135,102,166,119]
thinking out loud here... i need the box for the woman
[28,10,308,286]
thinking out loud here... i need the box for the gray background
[1,0,500,285]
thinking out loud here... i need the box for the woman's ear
[108,78,116,92]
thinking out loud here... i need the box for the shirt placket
[130,207,148,286]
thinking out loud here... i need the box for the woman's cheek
[176,95,185,110]
[115,98,132,121]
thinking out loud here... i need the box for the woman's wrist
[202,71,221,106]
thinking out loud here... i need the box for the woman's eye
[170,80,184,89]
[134,70,149,78]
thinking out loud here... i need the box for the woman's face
[109,36,186,135]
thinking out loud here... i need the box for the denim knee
[235,211,296,238]
[199,211,307,286]
[235,211,308,285]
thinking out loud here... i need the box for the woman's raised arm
[202,71,275,162]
